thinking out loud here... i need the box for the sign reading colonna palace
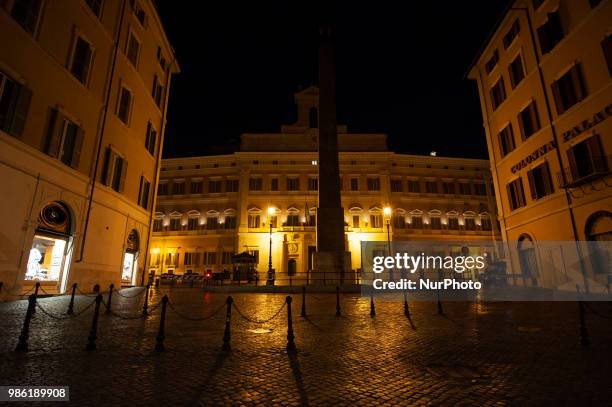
[151,87,500,283]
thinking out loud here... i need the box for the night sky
[157,1,511,159]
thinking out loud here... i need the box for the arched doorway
[122,229,140,286]
[518,234,539,286]
[585,211,611,282]
[26,201,74,293]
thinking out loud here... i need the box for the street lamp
[383,206,392,281]
[267,206,275,286]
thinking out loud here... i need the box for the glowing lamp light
[383,207,391,216]
[151,248,160,254]
[268,207,275,216]
[311,160,318,165]
[199,217,206,225]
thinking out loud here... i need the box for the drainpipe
[140,54,177,286]
[77,0,128,263]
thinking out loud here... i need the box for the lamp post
[383,207,392,281]
[267,207,275,286]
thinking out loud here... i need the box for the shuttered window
[0,72,32,137]
[102,147,128,193]
[551,64,588,115]
[44,108,84,169]
[518,101,541,140]
[527,162,554,200]
[137,176,150,209]
[70,37,93,85]
[507,178,526,210]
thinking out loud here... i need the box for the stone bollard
[105,284,114,315]
[142,284,150,317]
[300,286,306,317]
[286,296,297,353]
[222,296,233,351]
[154,277,160,289]
[67,283,77,315]
[15,295,36,352]
[370,294,376,318]
[335,286,341,317]
[86,294,103,351]
[155,295,169,352]
[31,282,40,314]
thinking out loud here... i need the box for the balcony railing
[557,155,611,189]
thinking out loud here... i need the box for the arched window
[308,107,318,128]
[585,211,611,277]
[518,234,539,286]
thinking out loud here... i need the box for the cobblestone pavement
[1,287,612,406]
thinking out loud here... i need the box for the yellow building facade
[0,0,178,298]
[150,87,500,284]
[468,0,611,288]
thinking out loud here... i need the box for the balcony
[557,155,611,189]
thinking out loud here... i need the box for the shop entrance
[122,229,140,286]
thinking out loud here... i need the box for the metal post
[15,295,36,352]
[86,294,103,351]
[105,283,114,315]
[335,286,341,316]
[67,283,77,315]
[300,286,306,317]
[286,296,297,353]
[370,294,376,318]
[222,296,233,351]
[386,219,393,281]
[267,221,274,286]
[142,284,150,317]
[578,300,590,347]
[155,295,168,352]
[93,284,100,294]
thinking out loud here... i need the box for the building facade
[468,0,611,289]
[150,87,500,284]
[0,0,179,298]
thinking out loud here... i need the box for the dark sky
[157,1,511,159]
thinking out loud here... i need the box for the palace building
[468,0,611,289]
[150,87,500,284]
[0,0,179,298]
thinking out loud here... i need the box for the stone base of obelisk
[313,251,352,285]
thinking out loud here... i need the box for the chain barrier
[232,300,287,324]
[76,287,107,297]
[113,287,147,299]
[5,284,37,298]
[35,298,97,320]
[583,302,612,320]
[166,300,227,321]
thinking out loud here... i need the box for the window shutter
[102,148,112,185]
[566,148,578,181]
[587,135,605,172]
[119,159,128,192]
[551,81,564,115]
[527,170,537,200]
[175,253,180,267]
[542,163,553,194]
[194,253,200,265]
[137,176,143,205]
[571,64,587,101]
[518,111,526,140]
[45,108,64,158]
[8,84,31,137]
[70,127,84,169]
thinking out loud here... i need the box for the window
[209,180,222,193]
[117,86,133,124]
[172,182,185,195]
[309,107,318,128]
[393,215,405,229]
[226,179,239,192]
[102,148,127,192]
[156,46,167,70]
[157,183,168,195]
[498,124,516,157]
[425,181,438,193]
[527,162,554,200]
[10,0,43,34]
[224,216,236,229]
[350,178,359,191]
[85,0,103,17]
[448,217,459,230]
[205,252,217,266]
[249,178,262,191]
[508,54,525,89]
[537,11,564,54]
[490,78,507,110]
[169,218,181,231]
[145,122,157,156]
[367,178,380,191]
[190,181,203,194]
[503,20,520,49]
[165,252,179,266]
[307,214,316,226]
[249,250,259,264]
[222,251,234,265]
[44,109,83,169]
[286,215,300,226]
[370,214,383,228]
[411,216,423,228]
[474,183,487,196]
[481,217,492,231]
[507,178,526,211]
[443,182,455,194]
[352,215,360,228]
[152,75,164,107]
[459,183,471,195]
[126,32,140,67]
[206,217,218,230]
[0,72,32,137]
[270,178,279,191]
[485,50,499,74]
[287,177,300,191]
[184,252,199,266]
[552,64,587,115]
[567,135,608,181]
[407,180,420,193]
[153,219,163,231]
[465,218,476,231]
[308,178,318,191]
[187,217,199,230]
[430,217,441,230]
[518,101,541,140]
[390,179,403,192]
[603,35,612,77]
[70,37,93,85]
[248,214,260,228]
[130,0,146,25]
[137,176,150,209]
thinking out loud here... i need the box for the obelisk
[315,23,350,284]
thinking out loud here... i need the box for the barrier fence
[5,282,612,354]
